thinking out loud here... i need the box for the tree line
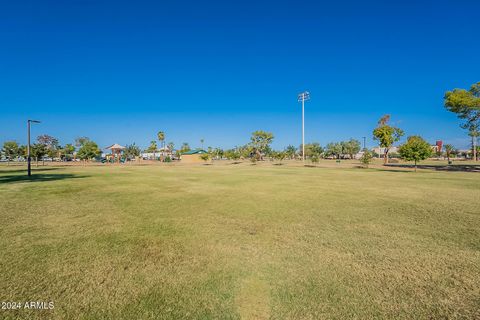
[1,81,478,166]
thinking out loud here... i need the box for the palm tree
[200,138,204,150]
[444,144,454,164]
[167,142,174,158]
[157,131,165,161]
[148,140,157,160]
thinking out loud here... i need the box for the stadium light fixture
[298,91,310,164]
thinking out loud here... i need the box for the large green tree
[325,142,343,159]
[2,141,19,165]
[124,143,141,160]
[399,136,433,172]
[37,134,59,158]
[250,130,274,160]
[343,139,361,159]
[31,143,47,166]
[62,144,76,160]
[74,137,90,161]
[303,143,323,158]
[18,145,27,159]
[444,82,480,161]
[373,115,404,164]
[77,141,101,163]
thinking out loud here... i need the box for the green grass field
[1,163,479,319]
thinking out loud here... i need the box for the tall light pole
[362,136,366,151]
[298,91,310,164]
[27,119,41,176]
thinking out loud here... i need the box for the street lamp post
[27,119,41,176]
[362,136,366,151]
[298,91,310,164]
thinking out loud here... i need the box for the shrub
[360,150,373,168]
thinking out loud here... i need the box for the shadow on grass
[0,167,65,174]
[368,167,413,173]
[0,173,87,184]
[385,164,480,173]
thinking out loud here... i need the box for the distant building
[141,147,172,160]
[181,149,208,163]
[372,146,399,156]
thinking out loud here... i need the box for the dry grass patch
[0,164,479,319]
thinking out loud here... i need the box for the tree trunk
[35,157,39,167]
[473,136,477,161]
[384,149,389,165]
[161,142,165,162]
[414,160,417,172]
[7,158,9,166]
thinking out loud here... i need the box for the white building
[372,146,400,156]
[141,147,173,160]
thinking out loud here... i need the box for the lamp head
[297,91,310,102]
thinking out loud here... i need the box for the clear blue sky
[1,0,479,150]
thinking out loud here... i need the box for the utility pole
[27,119,41,176]
[298,91,310,164]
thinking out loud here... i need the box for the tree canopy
[37,134,59,158]
[2,141,19,163]
[62,144,76,159]
[31,143,47,164]
[325,142,343,159]
[77,141,101,161]
[75,137,90,148]
[250,131,274,151]
[342,139,361,159]
[285,145,297,159]
[360,150,373,168]
[444,144,455,162]
[373,114,404,164]
[399,136,433,171]
[124,143,141,160]
[147,141,157,153]
[157,131,165,143]
[444,82,480,161]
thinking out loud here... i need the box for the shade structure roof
[105,143,126,150]
[182,149,207,155]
